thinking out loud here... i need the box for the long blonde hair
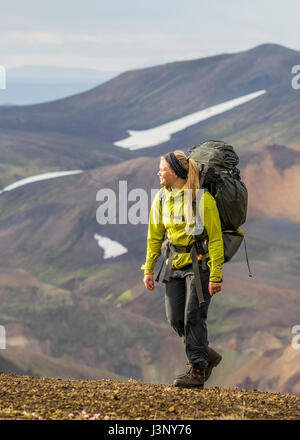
[162,150,200,233]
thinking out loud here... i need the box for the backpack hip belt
[155,239,208,305]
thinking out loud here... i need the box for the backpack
[159,140,252,275]
[187,140,248,230]
[187,140,251,273]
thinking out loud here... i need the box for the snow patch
[94,234,128,259]
[0,170,83,194]
[114,90,266,150]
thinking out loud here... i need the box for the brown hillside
[241,145,300,222]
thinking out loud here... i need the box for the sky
[0,0,299,73]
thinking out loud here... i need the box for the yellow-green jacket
[141,187,224,282]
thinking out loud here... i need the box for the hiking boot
[174,362,193,381]
[173,364,205,389]
[205,347,222,382]
[175,347,222,383]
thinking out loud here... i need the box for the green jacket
[141,187,224,282]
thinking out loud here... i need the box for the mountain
[1,43,299,158]
[0,127,131,188]
[1,43,300,187]
[241,144,300,223]
[1,43,300,394]
[0,143,300,392]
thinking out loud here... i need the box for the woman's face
[157,158,177,187]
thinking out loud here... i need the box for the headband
[164,152,188,179]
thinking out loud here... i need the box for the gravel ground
[0,373,299,420]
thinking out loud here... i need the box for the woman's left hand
[209,281,222,296]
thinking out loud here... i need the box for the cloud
[0,30,202,70]
[0,30,176,47]
[0,31,64,45]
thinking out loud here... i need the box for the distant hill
[0,43,299,157]
[241,144,300,223]
[0,66,119,106]
[1,43,300,187]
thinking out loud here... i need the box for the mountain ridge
[0,43,299,153]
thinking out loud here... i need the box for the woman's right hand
[144,274,155,291]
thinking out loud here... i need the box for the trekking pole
[243,236,253,277]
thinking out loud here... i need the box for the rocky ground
[0,372,299,420]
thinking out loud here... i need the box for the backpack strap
[155,258,165,283]
[156,240,205,305]
[156,185,208,290]
[192,188,209,270]
[243,235,253,277]
[190,243,205,304]
[199,164,206,189]
[159,186,166,206]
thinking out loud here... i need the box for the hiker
[141,150,223,389]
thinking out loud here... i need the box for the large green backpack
[186,140,251,272]
[158,140,252,275]
[187,140,247,230]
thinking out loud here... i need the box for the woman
[141,150,224,388]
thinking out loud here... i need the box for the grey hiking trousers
[164,261,212,368]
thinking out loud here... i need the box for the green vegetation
[114,290,132,304]
[208,287,256,334]
[0,280,160,379]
